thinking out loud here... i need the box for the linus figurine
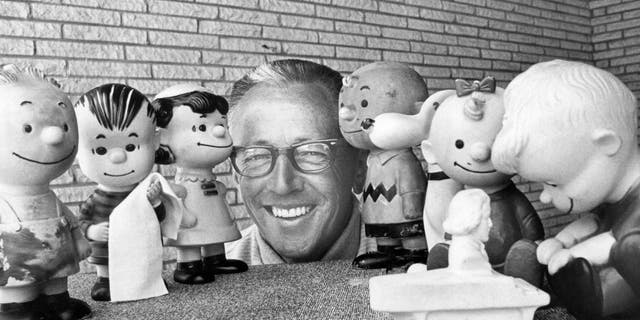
[0,64,91,320]
[492,60,640,319]
[339,62,428,269]
[154,84,247,284]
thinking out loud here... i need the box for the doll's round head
[426,82,512,188]
[154,84,232,169]
[338,62,428,150]
[0,64,78,188]
[492,60,638,213]
[75,83,158,189]
[443,188,492,242]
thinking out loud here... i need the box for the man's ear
[421,140,438,165]
[591,128,622,156]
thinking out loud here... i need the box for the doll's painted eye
[63,123,69,132]
[360,100,368,108]
[455,140,464,149]
[95,147,107,155]
[192,125,197,132]
[125,144,136,152]
[23,124,32,133]
[199,124,206,132]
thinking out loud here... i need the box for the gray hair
[0,64,61,88]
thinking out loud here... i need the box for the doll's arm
[537,214,600,265]
[63,204,92,259]
[547,231,616,274]
[146,179,166,222]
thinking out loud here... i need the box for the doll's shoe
[426,242,449,270]
[174,261,214,284]
[203,254,248,275]
[352,251,397,269]
[548,257,603,320]
[396,248,428,266]
[90,277,110,301]
[0,301,42,320]
[504,239,543,287]
[40,292,92,320]
[610,230,640,292]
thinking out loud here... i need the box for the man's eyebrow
[360,86,370,91]
[20,101,32,106]
[128,133,138,138]
[96,134,106,139]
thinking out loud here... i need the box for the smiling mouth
[197,142,233,148]
[454,162,497,174]
[104,170,135,177]
[340,128,363,134]
[13,145,76,165]
[264,205,316,219]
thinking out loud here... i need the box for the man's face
[161,106,232,169]
[76,105,157,188]
[0,80,78,186]
[231,83,357,262]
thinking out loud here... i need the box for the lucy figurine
[154,84,247,284]
[492,60,640,319]
[339,62,428,269]
[0,64,91,319]
[75,83,168,302]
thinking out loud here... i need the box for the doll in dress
[154,84,247,284]
[75,83,167,301]
[0,64,91,320]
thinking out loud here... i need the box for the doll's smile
[454,161,496,174]
[197,142,233,148]
[104,170,134,177]
[13,145,76,165]
[264,205,317,219]
[340,128,363,134]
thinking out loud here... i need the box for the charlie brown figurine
[154,84,247,284]
[339,62,428,269]
[493,60,640,319]
[75,83,167,301]
[0,64,91,320]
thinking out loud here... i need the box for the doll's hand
[147,179,163,207]
[77,237,92,260]
[180,211,198,229]
[537,237,564,265]
[547,249,574,275]
[87,222,109,241]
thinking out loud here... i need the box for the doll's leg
[610,230,640,296]
[600,267,640,317]
[0,285,41,320]
[548,257,602,320]
[202,243,248,275]
[399,235,428,265]
[40,277,91,320]
[504,239,543,287]
[353,236,402,269]
[90,265,110,301]
[174,247,212,284]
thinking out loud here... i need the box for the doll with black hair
[154,84,247,284]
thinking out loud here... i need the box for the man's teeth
[271,206,311,218]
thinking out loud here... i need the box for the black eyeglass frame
[230,138,346,178]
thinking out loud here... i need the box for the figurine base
[369,268,549,320]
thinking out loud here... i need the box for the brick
[223,67,252,81]
[514,4,540,17]
[32,3,120,25]
[488,20,517,32]
[123,13,197,32]
[382,51,422,64]
[407,19,444,33]
[153,64,223,80]
[544,47,569,58]
[508,33,538,44]
[127,79,201,95]
[481,49,510,60]
[365,12,407,27]
[299,0,331,4]
[591,13,622,25]
[560,40,583,51]
[543,28,566,39]
[336,46,381,60]
[556,21,591,35]
[609,0,640,13]
[195,0,259,8]
[379,2,420,17]
[593,7,606,16]
[457,37,489,49]
[445,24,478,37]
[611,55,640,67]
[63,25,146,44]
[200,20,261,37]
[335,21,381,36]
[490,40,518,52]
[609,36,640,49]
[456,0,485,5]
[126,46,200,63]
[0,20,60,38]
[0,1,29,18]
[455,14,488,27]
[405,0,442,9]
[534,17,560,29]
[260,0,315,15]
[517,25,544,37]
[68,60,151,77]
[518,44,544,55]
[534,37,560,48]
[623,9,640,20]
[505,12,534,25]
[203,81,233,96]
[149,31,219,49]
[317,5,363,22]
[280,15,334,31]
[566,31,588,43]
[421,31,457,44]
[448,46,479,57]
[590,0,621,8]
[220,37,281,53]
[532,0,555,10]
[0,57,66,76]
[486,0,514,11]
[282,42,334,57]
[592,30,623,43]
[413,65,450,77]
[411,42,447,54]
[148,0,218,18]
[492,61,521,71]
[442,2,474,14]
[419,9,454,22]
[476,7,505,20]
[331,0,377,11]
[322,59,366,72]
[461,58,491,69]
[263,27,318,43]
[594,42,608,51]
[319,32,366,46]
[608,19,640,32]
[427,78,455,91]
[368,37,409,51]
[219,7,279,26]
[38,40,122,59]
[61,0,147,12]
[381,27,421,40]
[451,68,484,79]
[423,54,458,66]
[478,29,507,41]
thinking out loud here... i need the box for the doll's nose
[339,103,357,121]
[539,189,552,204]
[211,125,227,138]
[469,142,491,162]
[40,126,65,145]
[108,148,127,164]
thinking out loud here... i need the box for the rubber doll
[338,62,428,269]
[492,60,640,319]
[0,64,91,320]
[74,83,168,302]
[154,84,247,284]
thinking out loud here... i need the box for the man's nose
[339,103,357,122]
[267,155,302,194]
[108,148,127,164]
[469,142,491,162]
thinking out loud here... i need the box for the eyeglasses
[230,139,345,178]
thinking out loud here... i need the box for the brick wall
[0,0,616,239]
